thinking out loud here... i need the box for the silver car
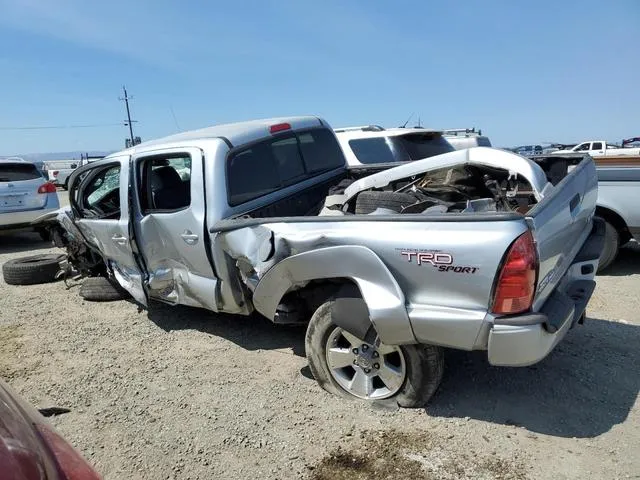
[0,158,60,238]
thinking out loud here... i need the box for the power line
[0,123,122,131]
[170,105,181,131]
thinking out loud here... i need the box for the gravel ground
[1,196,638,479]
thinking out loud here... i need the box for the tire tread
[79,277,130,302]
[2,254,64,285]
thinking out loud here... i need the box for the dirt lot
[1,200,639,479]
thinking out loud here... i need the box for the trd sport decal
[399,250,479,274]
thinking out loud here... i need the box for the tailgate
[526,157,598,310]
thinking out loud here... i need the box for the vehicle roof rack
[442,127,483,136]
[334,125,385,133]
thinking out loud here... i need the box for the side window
[575,143,590,151]
[139,155,192,212]
[80,165,121,219]
[591,142,602,150]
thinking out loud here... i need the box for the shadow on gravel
[600,243,640,276]
[0,232,50,255]
[426,317,640,438]
[146,302,306,357]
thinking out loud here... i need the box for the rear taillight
[35,423,101,480]
[38,182,57,194]
[492,230,538,315]
[52,170,59,177]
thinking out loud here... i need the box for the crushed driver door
[71,156,148,306]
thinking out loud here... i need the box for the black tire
[354,191,417,215]
[305,299,444,408]
[597,219,619,273]
[2,254,64,285]
[79,276,130,302]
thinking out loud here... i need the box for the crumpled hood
[341,147,550,205]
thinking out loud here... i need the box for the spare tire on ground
[79,276,130,302]
[2,254,65,285]
[354,191,418,215]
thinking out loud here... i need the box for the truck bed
[210,149,597,353]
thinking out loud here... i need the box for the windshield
[348,133,454,165]
[0,163,42,182]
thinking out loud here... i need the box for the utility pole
[119,85,136,145]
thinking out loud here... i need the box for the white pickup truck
[554,141,640,157]
[48,155,105,189]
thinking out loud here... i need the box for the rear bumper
[487,218,604,367]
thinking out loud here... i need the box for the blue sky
[0,0,638,154]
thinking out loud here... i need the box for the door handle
[569,194,580,213]
[180,230,199,245]
[111,234,128,245]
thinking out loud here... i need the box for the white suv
[0,158,60,238]
[334,125,456,167]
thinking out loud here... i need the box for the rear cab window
[0,163,42,182]
[227,128,344,206]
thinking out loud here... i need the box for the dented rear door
[131,147,219,310]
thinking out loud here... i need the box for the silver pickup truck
[44,116,604,407]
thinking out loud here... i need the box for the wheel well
[273,278,358,325]
[595,206,631,244]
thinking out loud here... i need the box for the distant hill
[1,151,113,162]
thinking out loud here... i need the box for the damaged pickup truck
[43,116,604,407]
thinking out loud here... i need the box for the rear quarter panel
[218,216,528,312]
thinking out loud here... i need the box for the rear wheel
[305,299,444,407]
[597,219,619,273]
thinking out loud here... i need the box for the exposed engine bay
[322,164,539,216]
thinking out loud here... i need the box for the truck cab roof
[115,116,329,156]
